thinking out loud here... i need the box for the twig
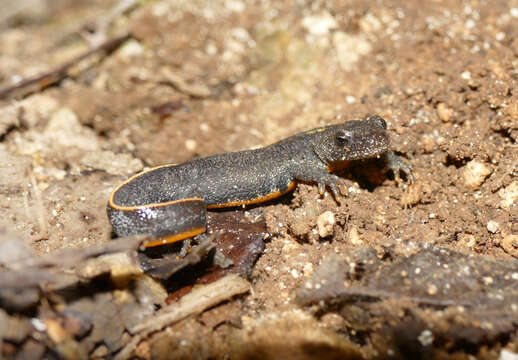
[28,170,47,240]
[0,33,131,100]
[298,284,473,308]
[40,234,147,268]
[115,274,250,360]
[4,234,147,270]
[146,236,216,280]
[160,68,212,98]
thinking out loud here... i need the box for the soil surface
[0,0,517,359]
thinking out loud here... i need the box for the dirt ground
[0,0,517,359]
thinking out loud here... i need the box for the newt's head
[312,115,390,166]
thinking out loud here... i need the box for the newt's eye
[335,130,352,147]
[368,115,387,129]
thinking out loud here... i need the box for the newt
[107,115,412,247]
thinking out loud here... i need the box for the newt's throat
[327,160,351,173]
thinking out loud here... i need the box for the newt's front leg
[293,162,348,202]
[384,152,414,183]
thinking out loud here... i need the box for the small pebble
[502,234,518,258]
[420,135,436,153]
[301,11,338,36]
[185,139,197,152]
[333,32,372,71]
[316,211,335,238]
[427,284,438,295]
[436,102,453,122]
[499,181,518,210]
[348,226,363,245]
[320,313,346,331]
[290,269,299,279]
[460,71,471,80]
[462,160,491,190]
[458,233,476,248]
[81,151,143,175]
[499,349,518,360]
[486,220,500,234]
[118,39,144,58]
[417,329,434,346]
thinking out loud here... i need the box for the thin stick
[115,274,250,360]
[0,33,131,100]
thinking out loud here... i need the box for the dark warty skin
[107,115,413,247]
